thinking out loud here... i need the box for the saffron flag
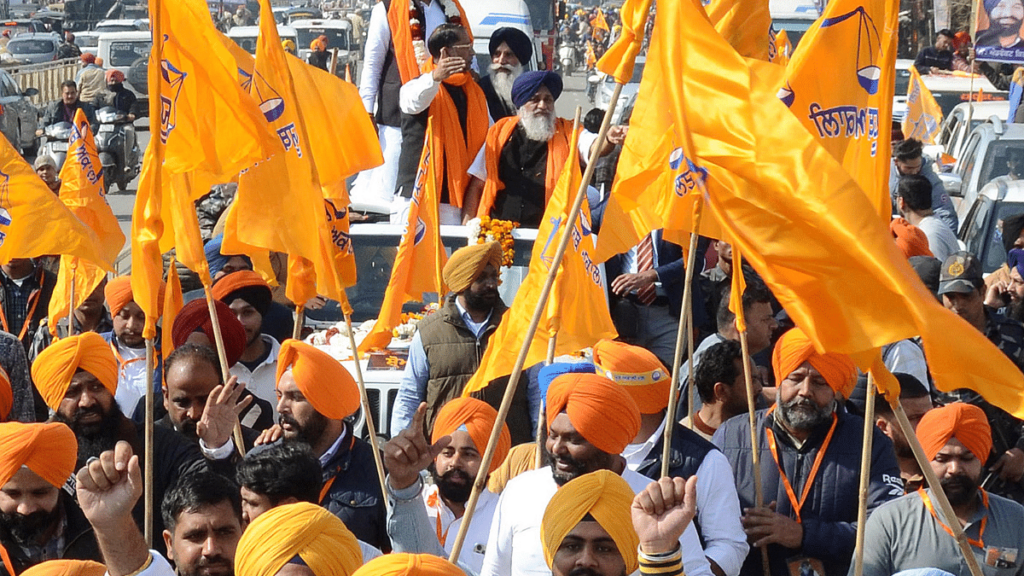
[147,0,276,177]
[47,257,106,337]
[592,9,610,32]
[130,148,163,340]
[769,28,792,65]
[0,136,106,266]
[358,121,447,353]
[162,257,183,361]
[902,66,944,144]
[462,126,617,394]
[596,0,652,83]
[58,109,125,268]
[778,0,898,220]
[653,0,1024,415]
[705,0,772,60]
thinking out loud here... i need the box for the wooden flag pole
[663,198,702,477]
[535,334,558,468]
[738,329,770,576]
[448,98,613,565]
[293,305,304,340]
[852,373,877,576]
[143,337,155,547]
[203,284,247,457]
[685,301,695,429]
[344,314,388,508]
[891,399,985,576]
[66,262,76,336]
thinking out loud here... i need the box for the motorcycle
[94,106,140,193]
[558,43,578,76]
[37,121,73,170]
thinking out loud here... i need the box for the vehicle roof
[97,31,151,41]
[289,18,351,28]
[978,178,1024,201]
[921,73,1003,94]
[948,100,1010,116]
[976,119,1024,136]
[8,33,57,41]
[227,25,297,36]
[95,19,147,26]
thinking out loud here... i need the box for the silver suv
[940,117,1024,226]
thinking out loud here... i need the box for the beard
[489,61,523,109]
[52,403,124,466]
[463,285,499,313]
[940,474,979,506]
[544,448,610,487]
[569,569,627,576]
[776,392,834,432]
[176,554,234,576]
[280,411,329,447]
[519,107,557,142]
[993,16,1024,37]
[0,499,63,546]
[1009,298,1024,323]
[435,467,474,504]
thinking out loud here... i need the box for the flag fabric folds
[596,0,652,83]
[162,257,183,361]
[358,122,448,353]
[651,0,1024,416]
[778,0,898,219]
[47,257,106,337]
[769,28,792,65]
[705,0,772,60]
[0,135,106,267]
[902,66,944,144]
[461,125,617,394]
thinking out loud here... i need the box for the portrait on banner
[975,0,1024,62]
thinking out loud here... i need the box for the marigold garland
[476,216,517,267]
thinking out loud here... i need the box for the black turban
[489,27,533,66]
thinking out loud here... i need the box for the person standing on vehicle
[56,31,81,60]
[888,137,958,233]
[389,242,537,444]
[913,29,954,74]
[40,80,96,133]
[480,27,532,121]
[308,35,330,70]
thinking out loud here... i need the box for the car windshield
[895,67,911,96]
[77,35,99,47]
[230,35,257,54]
[2,24,34,36]
[8,39,53,54]
[95,24,138,33]
[977,141,1024,191]
[295,27,348,51]
[980,201,1024,273]
[107,41,150,66]
[605,61,645,83]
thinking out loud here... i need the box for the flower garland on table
[408,0,465,70]
[469,216,517,267]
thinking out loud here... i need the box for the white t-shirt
[114,343,148,415]
[916,214,960,263]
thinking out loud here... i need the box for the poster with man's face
[975,0,1024,62]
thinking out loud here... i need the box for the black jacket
[0,492,101,576]
[317,429,390,552]
[42,100,96,127]
[154,412,261,477]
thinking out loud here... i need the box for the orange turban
[546,373,641,454]
[772,328,857,399]
[21,560,106,576]
[593,339,671,414]
[211,271,272,315]
[351,554,465,576]
[917,403,992,462]
[235,502,362,576]
[443,242,501,293]
[0,422,78,488]
[890,218,934,259]
[540,470,639,574]
[32,332,118,411]
[276,340,358,420]
[432,397,511,473]
[104,276,165,318]
[0,365,11,421]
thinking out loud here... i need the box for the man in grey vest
[390,242,537,444]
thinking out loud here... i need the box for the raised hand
[384,402,451,490]
[76,441,143,531]
[631,476,698,555]
[197,375,254,450]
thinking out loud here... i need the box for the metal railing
[5,58,80,104]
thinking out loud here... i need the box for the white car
[227,25,298,55]
[75,31,101,55]
[93,19,149,33]
[291,18,354,73]
[941,118,1024,225]
[958,179,1024,274]
[592,56,644,124]
[97,31,151,100]
[932,101,1009,166]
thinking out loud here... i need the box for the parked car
[227,25,298,55]
[0,69,39,154]
[958,179,1024,274]
[75,30,101,55]
[0,19,47,37]
[591,56,644,124]
[941,118,1024,225]
[930,101,1007,167]
[5,33,59,63]
[97,31,150,115]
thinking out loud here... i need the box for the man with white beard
[479,27,532,120]
[462,71,625,227]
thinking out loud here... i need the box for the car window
[230,36,257,54]
[982,201,1024,273]
[77,35,99,47]
[939,112,958,148]
[0,74,19,98]
[107,41,150,66]
[8,39,55,54]
[95,24,140,33]
[959,133,982,180]
[977,141,1024,189]
[962,195,992,257]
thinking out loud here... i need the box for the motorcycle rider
[38,80,96,136]
[103,70,136,118]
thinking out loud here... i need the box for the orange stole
[429,72,488,207]
[386,0,473,84]
[476,116,575,218]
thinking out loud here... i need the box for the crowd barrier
[6,58,81,105]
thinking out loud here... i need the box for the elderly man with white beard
[480,27,533,120]
[461,71,626,227]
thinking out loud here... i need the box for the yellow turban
[771,327,857,399]
[432,397,511,473]
[276,340,359,419]
[547,373,641,454]
[32,332,118,411]
[21,560,106,576]
[351,554,465,576]
[235,502,362,576]
[540,470,639,574]
[0,422,78,488]
[443,242,501,293]
[593,339,671,414]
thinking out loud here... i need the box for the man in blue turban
[977,0,1024,49]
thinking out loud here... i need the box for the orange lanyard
[0,287,40,341]
[427,490,455,546]
[764,406,838,523]
[919,488,989,549]
[110,342,146,381]
[317,433,356,504]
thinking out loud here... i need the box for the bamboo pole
[738,329,770,576]
[143,338,155,547]
[344,314,388,509]
[66,262,75,336]
[203,285,246,456]
[685,297,694,429]
[447,97,616,565]
[293,305,304,340]
[891,399,984,576]
[535,334,557,468]
[663,199,702,477]
[852,374,877,576]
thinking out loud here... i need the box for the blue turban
[204,234,252,277]
[538,361,595,399]
[511,71,563,108]
[985,0,1001,13]
[1009,248,1024,279]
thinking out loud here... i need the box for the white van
[97,31,151,102]
[226,25,298,55]
[462,0,537,72]
[291,18,356,75]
